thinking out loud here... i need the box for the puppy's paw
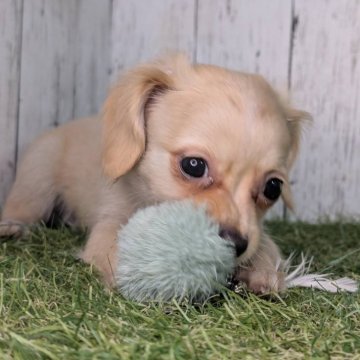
[233,267,286,295]
[0,220,27,238]
[79,250,117,289]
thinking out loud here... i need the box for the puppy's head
[102,55,309,262]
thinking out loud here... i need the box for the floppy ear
[284,106,312,169]
[281,179,295,211]
[280,106,311,210]
[102,62,175,179]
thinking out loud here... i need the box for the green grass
[0,222,359,359]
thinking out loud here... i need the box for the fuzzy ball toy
[116,201,235,302]
[116,201,358,303]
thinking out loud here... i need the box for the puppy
[0,55,308,294]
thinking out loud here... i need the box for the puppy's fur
[0,55,308,294]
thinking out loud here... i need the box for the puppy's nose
[219,227,248,257]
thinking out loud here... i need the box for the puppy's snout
[219,227,248,257]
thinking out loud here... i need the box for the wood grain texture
[17,0,111,157]
[111,0,196,82]
[290,0,360,221]
[72,0,112,118]
[196,0,292,90]
[196,0,292,219]
[0,0,23,206]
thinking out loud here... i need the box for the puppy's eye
[180,157,208,178]
[263,178,283,201]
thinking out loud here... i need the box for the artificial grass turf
[0,222,359,359]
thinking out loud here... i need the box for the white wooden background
[0,0,359,222]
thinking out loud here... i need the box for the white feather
[283,254,358,293]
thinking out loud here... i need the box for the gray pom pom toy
[116,201,358,303]
[116,201,235,302]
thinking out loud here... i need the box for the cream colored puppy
[0,55,308,294]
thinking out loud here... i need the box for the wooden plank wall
[111,0,196,82]
[1,0,359,222]
[290,1,360,221]
[0,0,23,205]
[18,0,111,155]
[0,0,111,205]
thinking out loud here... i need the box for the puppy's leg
[0,134,60,237]
[79,221,119,287]
[234,235,285,294]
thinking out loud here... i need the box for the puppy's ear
[284,106,312,169]
[281,180,295,211]
[101,62,176,179]
[281,105,311,211]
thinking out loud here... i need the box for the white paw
[0,220,27,238]
[233,267,286,295]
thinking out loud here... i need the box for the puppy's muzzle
[219,227,248,257]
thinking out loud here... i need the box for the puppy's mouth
[218,227,248,257]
